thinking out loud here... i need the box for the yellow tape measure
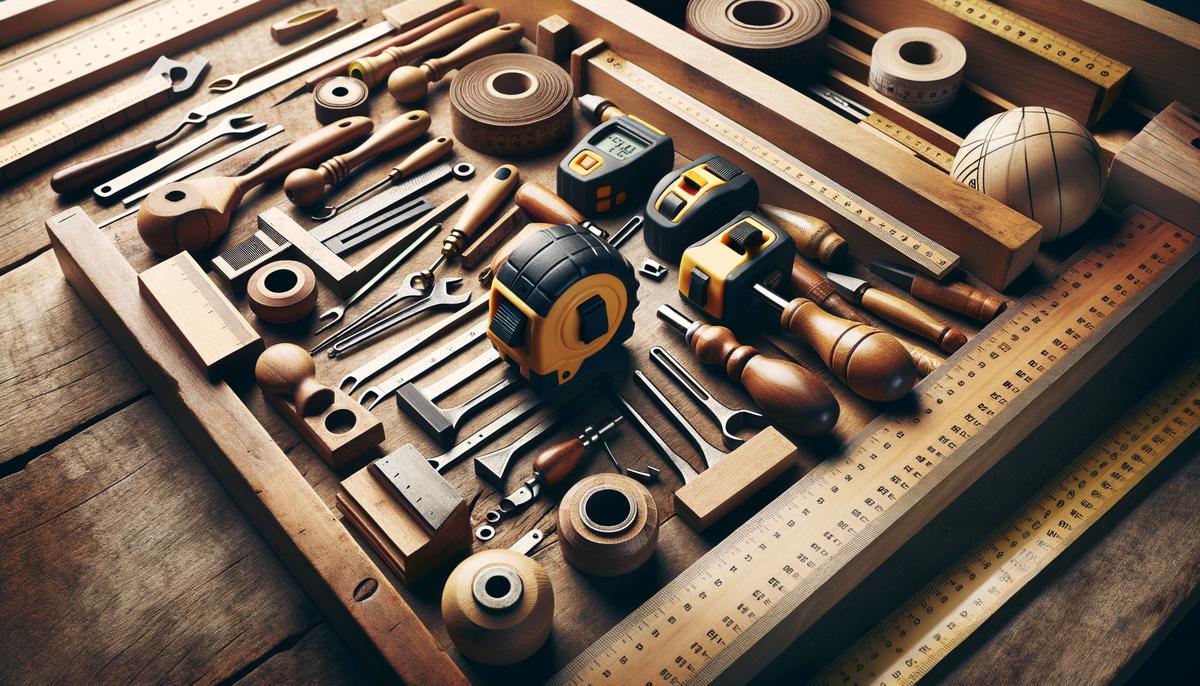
[863,113,956,173]
[813,355,1200,685]
[591,48,961,278]
[549,209,1195,685]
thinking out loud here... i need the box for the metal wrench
[94,113,266,201]
[613,392,699,484]
[634,370,727,468]
[328,278,471,357]
[311,272,430,355]
[649,346,766,447]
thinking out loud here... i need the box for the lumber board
[45,207,468,686]
[1106,101,1200,233]
[236,623,369,686]
[0,0,110,47]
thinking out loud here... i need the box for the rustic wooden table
[1,2,1197,684]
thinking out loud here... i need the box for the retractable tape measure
[644,153,759,262]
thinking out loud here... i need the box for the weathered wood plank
[235,623,371,686]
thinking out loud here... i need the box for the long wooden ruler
[579,44,960,279]
[0,0,293,127]
[811,354,1200,685]
[548,208,1198,685]
[863,113,955,173]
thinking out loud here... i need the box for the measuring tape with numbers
[864,113,956,172]
[811,354,1200,685]
[549,208,1196,685]
[925,0,1130,116]
[0,0,292,127]
[588,47,960,278]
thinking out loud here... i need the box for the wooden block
[460,205,525,268]
[265,388,384,469]
[1106,102,1200,233]
[536,14,573,62]
[137,252,262,381]
[338,465,470,584]
[383,0,461,31]
[674,427,798,531]
[0,0,109,47]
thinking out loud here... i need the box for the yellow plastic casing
[677,215,779,321]
[653,164,728,224]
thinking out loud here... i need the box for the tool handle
[239,116,373,190]
[760,204,847,266]
[515,181,586,225]
[51,139,158,194]
[334,110,430,174]
[910,273,1008,323]
[780,298,916,402]
[421,22,524,82]
[351,8,499,86]
[689,323,839,436]
[393,135,453,177]
[272,7,338,43]
[791,257,868,323]
[906,344,944,378]
[254,343,335,416]
[859,288,968,353]
[451,164,519,242]
[533,437,587,486]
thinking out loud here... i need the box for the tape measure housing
[557,115,674,216]
[644,153,760,262]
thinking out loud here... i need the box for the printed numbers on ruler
[864,112,956,173]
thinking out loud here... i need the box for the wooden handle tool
[52,139,163,194]
[754,283,916,402]
[138,116,373,255]
[760,203,847,266]
[271,7,338,43]
[826,272,968,353]
[284,110,431,206]
[657,305,839,436]
[415,163,519,288]
[255,343,334,416]
[387,22,525,103]
[871,260,1009,323]
[513,181,607,238]
[349,8,499,88]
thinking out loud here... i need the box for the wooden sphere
[247,260,318,324]
[137,177,239,255]
[442,548,554,665]
[387,65,429,103]
[283,168,329,207]
[558,474,658,576]
[952,107,1106,241]
[255,343,334,416]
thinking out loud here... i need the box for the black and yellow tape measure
[644,153,759,261]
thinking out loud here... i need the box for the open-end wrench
[634,370,727,469]
[93,113,266,201]
[329,278,470,357]
[613,392,699,484]
[649,346,766,448]
[311,272,430,355]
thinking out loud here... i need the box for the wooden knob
[247,261,318,324]
[515,181,585,225]
[558,474,658,576]
[690,322,839,436]
[387,22,524,103]
[350,8,500,87]
[760,204,847,266]
[780,299,916,401]
[442,548,553,665]
[255,343,334,416]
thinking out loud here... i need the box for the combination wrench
[648,346,766,447]
[328,277,471,357]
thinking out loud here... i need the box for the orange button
[571,151,602,175]
[596,199,612,212]
[596,185,612,199]
[615,192,627,205]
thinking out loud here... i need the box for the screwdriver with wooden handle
[348,7,500,87]
[825,271,968,353]
[871,260,1009,323]
[414,163,519,289]
[497,417,624,513]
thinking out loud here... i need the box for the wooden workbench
[1,2,1197,684]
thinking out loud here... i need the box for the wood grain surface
[1,1,1198,684]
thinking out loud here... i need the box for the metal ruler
[587,48,960,278]
[811,354,1200,685]
[548,208,1196,685]
[0,0,294,127]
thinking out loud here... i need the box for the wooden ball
[952,107,1106,241]
[255,343,334,416]
[283,168,329,207]
[442,548,554,665]
[247,260,318,324]
[558,474,658,576]
[387,65,429,103]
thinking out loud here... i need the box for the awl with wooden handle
[497,417,623,514]
[415,163,519,288]
[871,260,1009,323]
[826,271,968,354]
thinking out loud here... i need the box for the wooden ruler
[0,0,292,127]
[811,354,1200,685]
[548,208,1197,685]
[863,113,955,173]
[582,46,960,278]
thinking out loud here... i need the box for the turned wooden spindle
[657,305,839,436]
[255,343,334,416]
[284,110,430,206]
[137,117,373,255]
[760,203,848,266]
[349,8,499,87]
[387,22,525,103]
[754,284,917,402]
[827,271,969,354]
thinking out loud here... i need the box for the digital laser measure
[678,210,794,327]
[487,224,639,391]
[556,94,674,216]
[644,153,759,262]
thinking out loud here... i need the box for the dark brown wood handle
[420,22,523,82]
[452,164,519,239]
[51,139,158,194]
[780,298,916,402]
[760,204,847,266]
[239,116,374,190]
[533,438,586,486]
[910,273,1009,323]
[350,8,499,86]
[690,323,839,436]
[394,136,453,177]
[860,288,968,353]
[515,181,586,225]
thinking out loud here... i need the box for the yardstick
[806,84,955,173]
[812,353,1200,686]
[580,45,960,279]
[0,0,293,127]
[549,207,1197,685]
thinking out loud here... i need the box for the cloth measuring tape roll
[869,27,967,115]
[312,76,370,124]
[449,53,573,155]
[684,0,830,76]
